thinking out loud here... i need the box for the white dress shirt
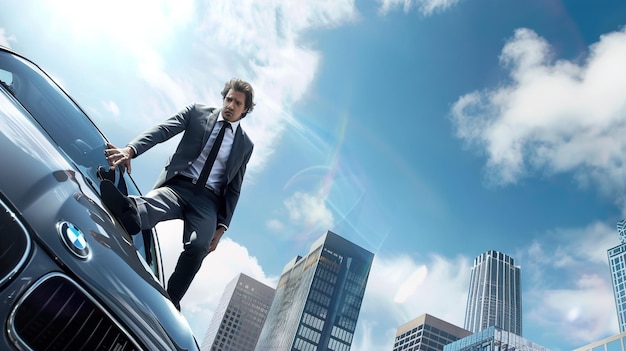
[182,112,240,194]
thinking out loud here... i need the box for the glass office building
[200,273,275,351]
[255,230,374,351]
[572,331,626,351]
[609,219,626,333]
[392,313,471,351]
[443,326,551,351]
[464,250,522,336]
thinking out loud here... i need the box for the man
[102,78,255,310]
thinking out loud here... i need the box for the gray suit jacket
[128,103,254,227]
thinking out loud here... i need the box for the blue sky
[2,0,626,349]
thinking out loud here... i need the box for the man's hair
[221,78,256,118]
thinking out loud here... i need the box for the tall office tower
[464,250,522,336]
[200,273,275,351]
[608,219,626,332]
[392,313,471,351]
[255,230,374,351]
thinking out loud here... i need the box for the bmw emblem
[58,222,90,259]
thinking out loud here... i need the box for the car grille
[0,199,31,288]
[9,273,143,351]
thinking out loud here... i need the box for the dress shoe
[99,180,141,235]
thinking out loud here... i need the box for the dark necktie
[194,121,231,194]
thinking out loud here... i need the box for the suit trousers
[133,176,219,307]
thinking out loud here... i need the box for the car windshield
[0,49,162,283]
[0,51,107,183]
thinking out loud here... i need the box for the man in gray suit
[102,78,255,309]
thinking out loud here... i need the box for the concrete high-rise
[255,230,374,351]
[200,273,275,351]
[608,219,626,332]
[464,250,522,336]
[392,313,471,351]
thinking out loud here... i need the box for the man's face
[222,89,248,122]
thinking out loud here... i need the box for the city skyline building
[200,273,275,351]
[572,330,626,351]
[608,219,626,333]
[255,230,374,351]
[464,250,522,336]
[392,313,471,351]
[443,326,551,351]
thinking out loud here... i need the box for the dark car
[0,46,200,351]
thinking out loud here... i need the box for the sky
[2,0,626,349]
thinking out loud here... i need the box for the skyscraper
[200,273,275,351]
[608,219,626,333]
[392,313,471,351]
[255,230,374,351]
[464,250,522,336]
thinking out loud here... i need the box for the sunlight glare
[566,307,580,321]
[49,0,192,50]
[393,266,428,304]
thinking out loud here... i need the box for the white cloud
[43,0,194,51]
[364,254,471,325]
[0,28,16,48]
[154,220,278,338]
[525,221,617,272]
[520,221,619,345]
[394,265,428,303]
[378,0,463,15]
[352,254,471,350]
[352,319,398,351]
[265,218,285,231]
[101,100,120,118]
[452,27,626,205]
[526,273,617,345]
[284,191,335,230]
